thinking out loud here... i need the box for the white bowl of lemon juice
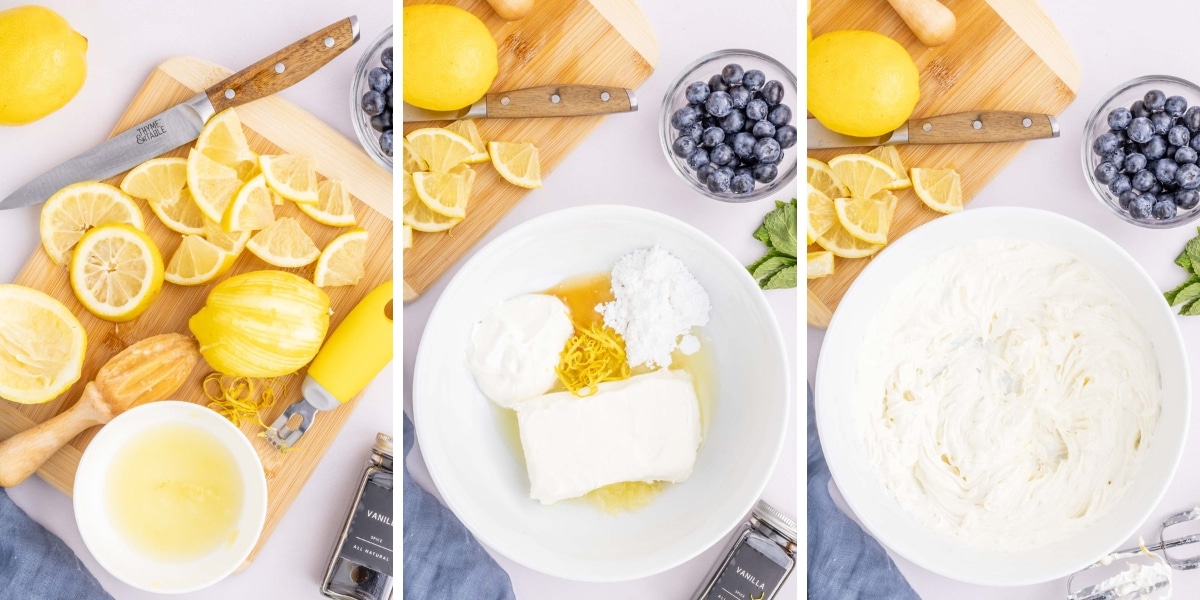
[74,401,268,593]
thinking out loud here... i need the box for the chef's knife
[807,110,1059,149]
[402,85,637,122]
[264,280,393,451]
[0,17,360,210]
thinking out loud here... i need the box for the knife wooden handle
[484,85,636,119]
[206,17,359,113]
[905,111,1058,145]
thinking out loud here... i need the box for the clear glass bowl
[350,26,393,172]
[1081,74,1200,228]
[659,49,798,203]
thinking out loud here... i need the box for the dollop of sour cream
[467,294,574,408]
[855,239,1161,551]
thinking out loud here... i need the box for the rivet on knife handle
[206,16,360,113]
[906,110,1059,145]
[484,85,637,119]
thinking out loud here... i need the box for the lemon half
[0,284,86,404]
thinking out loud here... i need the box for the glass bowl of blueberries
[350,25,393,172]
[659,49,797,202]
[1083,75,1200,227]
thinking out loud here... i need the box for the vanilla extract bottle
[695,500,797,600]
[321,433,394,600]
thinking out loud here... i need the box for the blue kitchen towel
[0,488,112,600]
[808,384,921,600]
[403,414,517,600]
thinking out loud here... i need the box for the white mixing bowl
[815,207,1190,586]
[413,205,791,582]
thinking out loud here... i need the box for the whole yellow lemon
[403,5,498,111]
[808,30,919,137]
[0,5,88,126]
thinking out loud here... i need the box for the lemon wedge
[149,187,206,235]
[834,193,898,245]
[807,251,835,279]
[488,141,542,188]
[222,174,275,232]
[406,128,475,173]
[40,181,145,265]
[806,157,849,200]
[444,119,490,164]
[245,217,320,268]
[203,218,250,256]
[69,224,164,322]
[402,172,461,232]
[259,154,318,204]
[297,179,357,227]
[814,219,885,259]
[0,284,86,404]
[314,228,368,288]
[807,184,838,245]
[402,139,428,174]
[412,171,471,219]
[195,109,258,178]
[828,154,897,201]
[119,157,187,205]
[164,235,236,286]
[187,148,241,223]
[867,146,912,190]
[911,167,964,214]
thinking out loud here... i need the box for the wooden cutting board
[807,0,1080,327]
[0,56,393,567]
[402,0,658,301]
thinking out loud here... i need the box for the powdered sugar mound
[597,246,710,369]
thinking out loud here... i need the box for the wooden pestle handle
[886,0,956,47]
[0,384,110,488]
[206,16,359,113]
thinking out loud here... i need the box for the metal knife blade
[0,95,212,210]
[807,118,904,149]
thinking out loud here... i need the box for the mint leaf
[748,249,786,273]
[1185,237,1200,268]
[761,264,797,289]
[764,199,797,258]
[1182,296,1200,316]
[1176,249,1192,272]
[753,222,771,245]
[751,255,796,280]
[1166,276,1200,306]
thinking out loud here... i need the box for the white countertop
[807,0,1200,597]
[402,0,799,597]
[0,1,393,599]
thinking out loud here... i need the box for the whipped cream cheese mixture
[855,239,1161,551]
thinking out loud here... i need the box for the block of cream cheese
[515,369,702,504]
[466,294,574,408]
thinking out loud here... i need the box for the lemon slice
[488,141,542,188]
[222,174,276,232]
[195,109,258,177]
[807,251,835,279]
[867,146,912,190]
[245,217,320,268]
[444,120,490,164]
[0,285,86,404]
[147,187,205,235]
[911,167,964,214]
[297,179,357,227]
[69,224,164,322]
[807,184,838,245]
[406,128,475,173]
[119,157,188,205]
[412,171,471,219]
[165,235,236,286]
[403,224,413,249]
[40,182,145,265]
[402,139,428,174]
[834,193,898,245]
[314,229,368,287]
[259,154,318,204]
[187,148,241,223]
[815,219,885,259]
[202,218,251,256]
[807,157,849,200]
[402,172,461,233]
[828,154,897,200]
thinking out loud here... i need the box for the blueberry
[710,143,735,166]
[1184,107,1200,132]
[1145,89,1168,111]
[1178,163,1200,189]
[1157,159,1180,183]
[721,63,745,86]
[696,164,715,184]
[1111,128,1129,145]
[732,132,757,159]
[672,134,698,157]
[1109,174,1133,195]
[361,90,386,116]
[774,125,797,149]
[1154,199,1178,220]
[738,69,764,92]
[685,82,710,104]
[730,171,755,194]
[1128,117,1155,143]
[705,91,734,118]
[381,47,393,70]
[379,129,393,157]
[1118,190,1139,210]
[387,84,393,107]
[370,112,391,132]
[1178,146,1199,164]
[720,110,746,134]
[1151,112,1173,135]
[761,80,785,105]
[368,67,391,93]
[700,127,724,148]
[1095,161,1121,184]
[685,122,704,142]
[1166,95,1189,117]
[1157,192,1173,206]
[1131,168,1156,191]
[1169,145,1183,160]
[703,116,721,130]
[1129,195,1154,219]
[745,99,769,122]
[671,105,699,130]
[729,86,751,109]
[1143,136,1167,159]
[1169,125,1191,147]
[1103,149,1125,170]
[1108,107,1133,130]
[753,163,778,183]
[707,166,733,193]
[1190,134,1200,153]
[708,73,729,94]
[1093,132,1120,155]
[1126,152,1148,172]
[753,137,782,164]
[1132,100,1151,119]
[767,104,792,127]
[1152,181,1164,194]
[751,119,776,138]
[1178,189,1200,209]
[686,147,710,170]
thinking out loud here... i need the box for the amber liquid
[494,272,717,513]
